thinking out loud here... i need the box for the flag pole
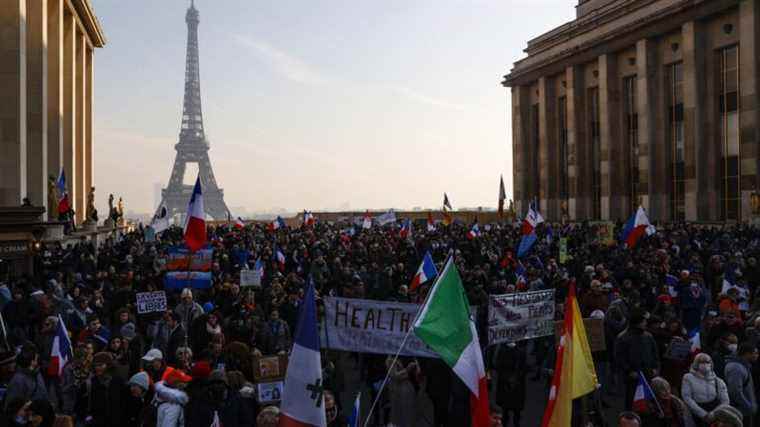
[363,255,451,427]
[0,312,9,351]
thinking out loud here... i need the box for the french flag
[234,217,245,229]
[57,168,70,214]
[347,392,361,427]
[254,258,264,277]
[274,246,286,271]
[399,219,412,239]
[48,315,73,377]
[303,211,316,227]
[620,206,656,248]
[269,216,286,231]
[279,280,327,427]
[633,371,660,414]
[183,176,206,252]
[688,329,701,354]
[410,251,438,291]
[467,222,481,240]
[517,202,543,258]
[666,274,679,297]
[362,211,372,229]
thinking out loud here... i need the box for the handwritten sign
[136,291,167,314]
[323,297,439,357]
[240,269,261,288]
[488,290,555,345]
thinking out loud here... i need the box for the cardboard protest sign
[488,290,555,345]
[136,291,167,314]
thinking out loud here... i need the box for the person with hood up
[124,372,153,427]
[724,343,758,426]
[153,367,191,427]
[185,370,251,427]
[4,345,47,412]
[682,353,730,426]
[87,352,124,427]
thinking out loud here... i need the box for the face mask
[727,344,738,353]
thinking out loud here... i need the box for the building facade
[503,0,760,223]
[0,0,105,223]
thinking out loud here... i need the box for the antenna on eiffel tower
[156,0,228,221]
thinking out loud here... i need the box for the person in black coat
[491,343,527,427]
[185,370,253,427]
[166,312,187,366]
[88,352,125,427]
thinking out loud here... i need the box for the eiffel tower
[157,0,229,221]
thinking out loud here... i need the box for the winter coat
[185,387,251,427]
[725,357,757,418]
[492,345,527,410]
[614,328,660,376]
[88,373,125,427]
[174,302,204,332]
[4,368,47,411]
[681,369,729,419]
[154,381,188,427]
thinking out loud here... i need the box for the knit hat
[92,352,114,368]
[203,302,215,313]
[191,361,212,379]
[128,372,150,391]
[711,405,743,427]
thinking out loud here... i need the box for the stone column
[636,38,669,220]
[26,0,48,217]
[511,85,531,215]
[76,30,86,224]
[0,0,27,206]
[85,46,93,203]
[682,21,708,221]
[47,0,63,195]
[739,0,760,221]
[566,65,587,220]
[63,10,76,220]
[598,54,621,220]
[538,76,558,220]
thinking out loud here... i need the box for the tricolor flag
[254,258,264,278]
[303,211,316,227]
[541,281,598,427]
[633,371,661,414]
[688,329,701,354]
[151,204,170,234]
[414,258,489,427]
[467,222,481,240]
[410,251,438,292]
[399,219,412,239]
[362,211,372,230]
[57,168,70,214]
[279,280,326,427]
[274,245,286,271]
[48,315,72,377]
[269,216,286,232]
[427,212,436,232]
[665,274,679,297]
[498,175,506,219]
[443,193,452,211]
[234,217,245,229]
[183,176,207,252]
[347,392,360,427]
[442,211,453,227]
[620,206,656,248]
[517,202,544,258]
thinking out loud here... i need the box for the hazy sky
[91,0,573,215]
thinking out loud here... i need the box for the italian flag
[414,257,490,427]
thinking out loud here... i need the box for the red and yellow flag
[541,280,598,427]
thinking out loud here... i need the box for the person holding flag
[48,315,73,379]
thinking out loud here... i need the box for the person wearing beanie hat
[125,371,153,427]
[154,368,190,427]
[710,404,743,427]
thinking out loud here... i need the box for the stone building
[0,0,105,224]
[503,0,759,223]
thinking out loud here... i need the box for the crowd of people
[0,215,759,427]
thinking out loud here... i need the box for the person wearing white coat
[154,379,189,427]
[681,353,730,427]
